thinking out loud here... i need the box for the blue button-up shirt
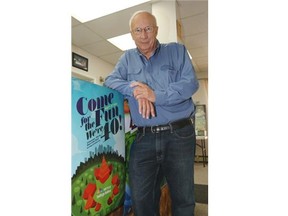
[104,41,199,127]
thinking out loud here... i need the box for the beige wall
[72,45,114,85]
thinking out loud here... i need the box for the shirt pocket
[160,65,179,83]
[127,68,143,82]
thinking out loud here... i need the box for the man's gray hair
[129,10,157,31]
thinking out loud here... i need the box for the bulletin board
[194,104,207,136]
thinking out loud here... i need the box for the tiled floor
[194,163,208,216]
[195,163,208,185]
[195,203,208,216]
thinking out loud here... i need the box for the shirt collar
[136,40,160,58]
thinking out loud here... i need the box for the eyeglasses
[132,26,155,35]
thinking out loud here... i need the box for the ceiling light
[71,0,150,23]
[108,33,136,51]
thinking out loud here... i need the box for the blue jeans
[129,123,196,216]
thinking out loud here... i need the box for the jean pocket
[173,124,195,139]
[135,131,145,143]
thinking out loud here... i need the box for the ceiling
[71,0,208,75]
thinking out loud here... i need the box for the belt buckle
[151,126,160,133]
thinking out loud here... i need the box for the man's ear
[155,26,159,37]
[130,32,135,41]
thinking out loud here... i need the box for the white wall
[72,45,115,85]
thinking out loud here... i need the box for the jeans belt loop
[169,122,173,133]
[190,117,194,125]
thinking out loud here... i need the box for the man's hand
[137,98,155,119]
[130,81,156,102]
[131,82,156,119]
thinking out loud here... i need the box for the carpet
[195,184,208,204]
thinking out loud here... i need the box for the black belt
[138,118,194,133]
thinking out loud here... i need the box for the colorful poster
[71,77,125,216]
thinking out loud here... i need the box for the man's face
[130,13,158,55]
